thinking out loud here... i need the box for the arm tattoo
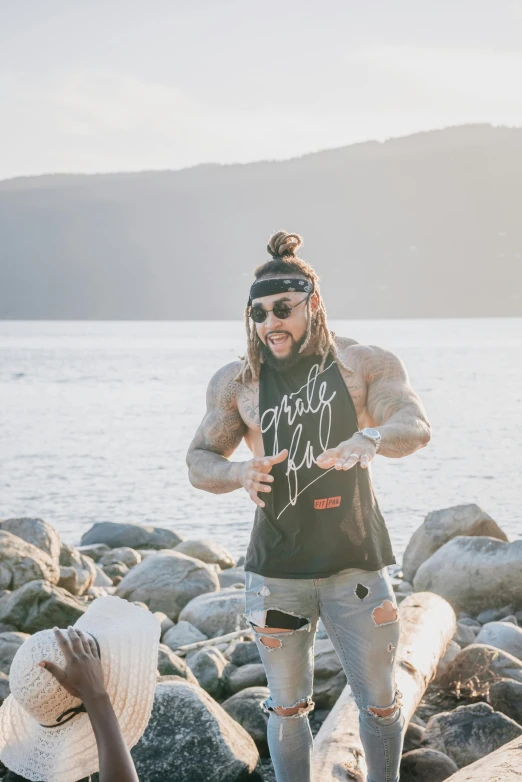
[186,362,247,493]
[364,346,431,458]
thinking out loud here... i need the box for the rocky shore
[0,504,521,781]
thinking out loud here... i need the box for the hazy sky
[2,0,522,179]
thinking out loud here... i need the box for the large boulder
[81,522,183,550]
[413,537,522,612]
[162,620,208,651]
[93,565,113,588]
[441,644,522,697]
[115,551,219,621]
[0,531,60,590]
[229,641,262,668]
[76,543,110,562]
[0,631,30,674]
[475,621,522,660]
[131,679,262,781]
[157,644,198,684]
[222,687,270,756]
[400,748,458,781]
[452,621,478,648]
[175,540,235,570]
[313,638,346,709]
[219,568,246,588]
[179,588,247,638]
[422,702,522,767]
[186,646,229,699]
[0,518,62,562]
[58,544,96,595]
[0,580,86,633]
[403,504,508,582]
[433,640,461,683]
[403,722,425,752]
[100,547,141,569]
[488,678,522,725]
[227,664,267,696]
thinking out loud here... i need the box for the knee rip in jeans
[372,599,399,627]
[245,608,310,651]
[265,695,315,719]
[367,689,403,720]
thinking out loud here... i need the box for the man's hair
[236,230,344,383]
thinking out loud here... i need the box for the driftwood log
[313,592,457,782]
[445,735,522,781]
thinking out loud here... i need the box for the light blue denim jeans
[244,567,404,782]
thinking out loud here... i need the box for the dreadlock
[236,230,347,383]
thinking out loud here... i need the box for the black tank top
[245,353,395,578]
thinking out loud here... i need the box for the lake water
[1,319,521,563]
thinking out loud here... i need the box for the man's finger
[359,454,370,469]
[252,482,271,494]
[250,491,265,508]
[39,660,65,682]
[341,453,360,471]
[316,447,340,465]
[252,472,274,484]
[266,449,288,467]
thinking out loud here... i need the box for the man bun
[266,231,303,259]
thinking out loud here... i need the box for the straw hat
[0,595,160,782]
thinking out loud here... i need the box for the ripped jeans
[244,567,404,782]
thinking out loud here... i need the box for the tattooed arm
[364,346,431,458]
[186,362,247,493]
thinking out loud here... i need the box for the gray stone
[421,702,522,767]
[0,518,62,562]
[410,713,427,728]
[162,620,208,651]
[236,556,245,567]
[442,644,522,697]
[116,551,219,621]
[229,641,262,667]
[86,586,108,599]
[453,621,478,648]
[157,644,198,684]
[0,580,86,633]
[102,561,129,582]
[0,631,30,674]
[488,678,522,725]
[413,537,522,613]
[76,543,110,562]
[0,671,10,705]
[313,638,346,709]
[477,605,516,624]
[433,640,461,683]
[222,687,270,756]
[93,565,113,587]
[176,539,235,570]
[219,568,246,588]
[179,588,247,638]
[153,611,175,638]
[0,530,60,590]
[58,544,96,595]
[476,621,522,660]
[100,547,141,569]
[131,679,261,781]
[81,521,184,550]
[186,646,229,699]
[400,749,458,782]
[402,504,508,582]
[403,722,425,753]
[457,617,481,629]
[227,664,267,696]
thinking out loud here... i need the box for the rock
[58,544,97,595]
[227,664,267,696]
[0,671,10,705]
[0,530,60,589]
[0,631,30,674]
[236,556,245,567]
[81,521,184,550]
[489,678,522,725]
[403,504,508,582]
[475,621,522,660]
[0,518,62,562]
[453,621,478,648]
[179,588,247,638]
[477,605,516,624]
[410,713,427,728]
[219,568,246,588]
[413,537,522,613]
[102,561,129,582]
[433,640,461,683]
[76,543,110,561]
[157,644,198,684]
[501,615,519,625]
[229,641,262,667]
[422,702,522,767]
[162,620,208,651]
[222,687,270,756]
[153,611,175,638]
[0,580,86,633]
[116,551,219,622]
[400,749,458,781]
[457,617,481,629]
[442,644,522,696]
[396,581,413,595]
[131,679,261,781]
[403,721,425,752]
[86,586,108,599]
[313,638,346,709]
[316,618,328,640]
[100,547,141,569]
[93,565,113,587]
[186,646,229,699]
[176,540,235,570]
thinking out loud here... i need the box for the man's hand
[238,450,289,508]
[316,435,376,471]
[39,626,106,702]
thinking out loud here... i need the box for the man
[187,230,431,782]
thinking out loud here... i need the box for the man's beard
[260,332,308,372]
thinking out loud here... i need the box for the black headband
[249,277,313,304]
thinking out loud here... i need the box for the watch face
[363,428,380,439]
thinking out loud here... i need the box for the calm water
[1,320,521,562]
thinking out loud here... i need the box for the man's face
[252,285,313,370]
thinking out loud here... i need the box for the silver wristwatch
[356,428,381,452]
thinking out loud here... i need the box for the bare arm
[364,346,431,457]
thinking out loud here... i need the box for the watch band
[356,429,381,451]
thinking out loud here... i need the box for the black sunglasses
[249,294,311,324]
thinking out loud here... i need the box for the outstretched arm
[364,346,431,458]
